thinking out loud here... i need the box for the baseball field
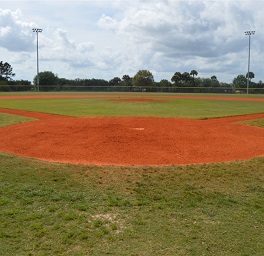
[0,92,264,255]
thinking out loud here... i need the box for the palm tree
[211,75,217,81]
[171,72,182,85]
[190,70,198,86]
[182,72,191,85]
[246,72,255,82]
[190,70,198,78]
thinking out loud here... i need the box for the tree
[190,70,198,86]
[190,70,198,78]
[246,72,255,82]
[232,75,247,88]
[211,75,220,87]
[122,75,132,86]
[158,79,171,87]
[132,70,154,87]
[171,71,191,86]
[200,78,213,87]
[181,72,191,85]
[0,61,15,81]
[211,75,217,81]
[171,72,182,85]
[109,77,121,86]
[256,80,264,89]
[33,71,59,91]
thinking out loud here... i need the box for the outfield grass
[0,154,263,255]
[1,110,263,132]
[0,92,264,119]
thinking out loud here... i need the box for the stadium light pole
[32,28,43,92]
[245,31,255,94]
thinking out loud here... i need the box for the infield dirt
[0,104,264,166]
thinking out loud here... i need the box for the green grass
[0,92,263,119]
[0,153,263,255]
[0,113,35,128]
[242,118,264,128]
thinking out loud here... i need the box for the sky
[0,0,262,83]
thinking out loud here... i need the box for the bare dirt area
[0,107,264,166]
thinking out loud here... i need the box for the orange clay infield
[0,95,264,166]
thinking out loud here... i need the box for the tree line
[32,69,264,93]
[0,61,32,91]
[1,60,264,92]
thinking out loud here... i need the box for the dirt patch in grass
[0,107,264,166]
[109,98,168,103]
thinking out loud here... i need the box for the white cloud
[98,14,118,31]
[96,0,262,81]
[77,42,94,52]
[0,8,35,52]
[106,1,251,58]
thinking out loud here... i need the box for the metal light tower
[32,28,43,92]
[245,31,255,94]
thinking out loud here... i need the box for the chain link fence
[38,85,264,94]
[1,84,264,94]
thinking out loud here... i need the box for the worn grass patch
[0,113,35,128]
[0,153,263,255]
[241,118,264,128]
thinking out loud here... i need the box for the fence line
[40,86,264,94]
[1,84,264,94]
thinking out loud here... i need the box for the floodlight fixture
[32,28,43,33]
[32,28,43,92]
[244,30,255,94]
[245,31,255,36]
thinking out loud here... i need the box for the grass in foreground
[0,153,263,255]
